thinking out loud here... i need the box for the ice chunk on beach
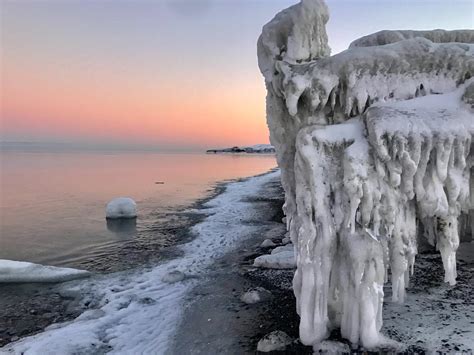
[254,250,296,269]
[271,244,293,255]
[0,260,90,283]
[312,340,351,353]
[260,239,276,248]
[257,331,293,352]
[240,287,272,304]
[106,197,137,219]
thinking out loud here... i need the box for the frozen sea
[0,149,276,270]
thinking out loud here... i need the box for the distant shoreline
[206,145,275,154]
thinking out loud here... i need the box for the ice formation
[0,260,90,283]
[258,0,474,349]
[106,197,137,219]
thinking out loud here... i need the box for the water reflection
[106,218,137,237]
[0,151,276,266]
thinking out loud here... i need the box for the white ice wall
[258,0,474,349]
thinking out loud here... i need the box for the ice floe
[0,260,90,283]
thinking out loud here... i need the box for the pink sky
[1,0,472,150]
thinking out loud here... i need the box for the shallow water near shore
[0,150,276,270]
[1,166,282,353]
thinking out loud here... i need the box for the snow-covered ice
[271,244,293,255]
[105,197,137,219]
[2,171,280,354]
[258,0,473,349]
[0,260,90,283]
[254,250,296,269]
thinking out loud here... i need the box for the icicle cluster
[258,0,474,349]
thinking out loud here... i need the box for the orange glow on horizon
[2,50,269,148]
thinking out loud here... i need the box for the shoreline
[0,168,277,347]
[1,169,282,353]
[2,168,473,353]
[170,171,314,354]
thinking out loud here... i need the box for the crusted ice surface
[277,39,473,120]
[350,29,474,48]
[257,0,330,82]
[258,0,474,349]
[293,120,387,346]
[106,197,137,219]
[294,86,473,348]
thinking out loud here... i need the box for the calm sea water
[0,151,276,269]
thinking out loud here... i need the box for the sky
[1,0,473,151]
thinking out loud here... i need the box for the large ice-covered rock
[0,260,90,283]
[254,250,296,269]
[258,0,474,349]
[106,197,137,219]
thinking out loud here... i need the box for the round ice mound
[106,197,137,219]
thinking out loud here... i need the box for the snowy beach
[1,166,473,353]
[1,169,282,353]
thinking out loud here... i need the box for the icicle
[258,0,474,347]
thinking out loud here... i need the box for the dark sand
[171,176,313,354]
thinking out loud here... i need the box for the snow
[105,197,137,219]
[256,330,293,352]
[2,171,280,354]
[277,39,473,121]
[258,0,474,350]
[161,270,185,284]
[0,260,90,283]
